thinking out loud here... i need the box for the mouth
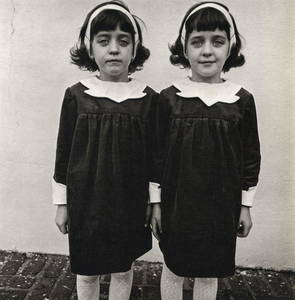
[106,59,122,64]
[199,61,216,64]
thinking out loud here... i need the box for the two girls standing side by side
[151,2,261,300]
[52,1,261,300]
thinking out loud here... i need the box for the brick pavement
[0,250,294,300]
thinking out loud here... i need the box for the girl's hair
[170,1,245,72]
[70,1,150,74]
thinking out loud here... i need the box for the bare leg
[76,274,100,300]
[193,278,218,300]
[161,262,184,300]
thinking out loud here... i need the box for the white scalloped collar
[80,76,147,102]
[173,77,242,106]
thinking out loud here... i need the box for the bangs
[90,10,135,38]
[185,8,230,39]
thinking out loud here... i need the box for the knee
[77,274,99,284]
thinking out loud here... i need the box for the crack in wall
[10,0,16,37]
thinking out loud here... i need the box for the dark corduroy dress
[54,82,158,275]
[157,85,261,278]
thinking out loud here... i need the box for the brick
[183,289,192,300]
[99,282,109,298]
[130,286,143,300]
[240,269,273,297]
[0,290,27,300]
[20,254,46,276]
[217,278,232,299]
[264,271,294,297]
[28,277,56,300]
[71,291,78,300]
[141,286,161,300]
[183,278,194,290]
[63,263,75,280]
[255,297,294,300]
[59,275,76,291]
[0,253,26,275]
[9,275,35,289]
[43,256,68,278]
[0,251,6,263]
[0,275,11,287]
[145,262,162,286]
[133,263,145,285]
[100,274,111,283]
[227,270,255,299]
[50,283,73,299]
[281,272,295,292]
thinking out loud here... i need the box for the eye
[95,37,109,46]
[119,39,130,47]
[190,39,203,48]
[213,39,225,47]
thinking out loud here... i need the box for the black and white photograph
[0,0,294,299]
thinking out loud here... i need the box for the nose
[108,39,119,55]
[202,41,212,57]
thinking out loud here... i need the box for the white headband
[84,4,139,58]
[181,3,236,50]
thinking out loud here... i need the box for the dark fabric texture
[54,83,159,275]
[157,86,261,278]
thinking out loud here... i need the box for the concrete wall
[0,0,294,270]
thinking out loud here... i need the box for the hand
[237,206,252,237]
[55,205,68,234]
[151,203,162,240]
[145,204,152,227]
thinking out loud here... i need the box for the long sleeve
[53,87,77,186]
[52,178,67,205]
[241,94,261,206]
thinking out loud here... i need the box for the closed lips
[106,59,121,62]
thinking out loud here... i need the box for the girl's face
[185,29,230,83]
[91,26,133,82]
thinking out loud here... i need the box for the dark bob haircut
[70,1,150,74]
[170,1,245,72]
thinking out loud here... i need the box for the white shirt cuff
[242,186,257,207]
[52,178,67,205]
[149,182,161,203]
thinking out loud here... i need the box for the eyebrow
[189,34,227,40]
[95,32,131,39]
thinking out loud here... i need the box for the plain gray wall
[0,0,294,270]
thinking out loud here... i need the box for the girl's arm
[53,88,77,233]
[241,94,261,207]
[238,94,261,237]
[150,90,171,239]
[53,88,77,186]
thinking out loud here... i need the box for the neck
[99,73,129,83]
[190,73,223,84]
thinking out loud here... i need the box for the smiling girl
[151,2,261,299]
[52,1,160,299]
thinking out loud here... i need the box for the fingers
[237,220,252,237]
[56,221,68,234]
[151,217,161,240]
[58,223,68,234]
